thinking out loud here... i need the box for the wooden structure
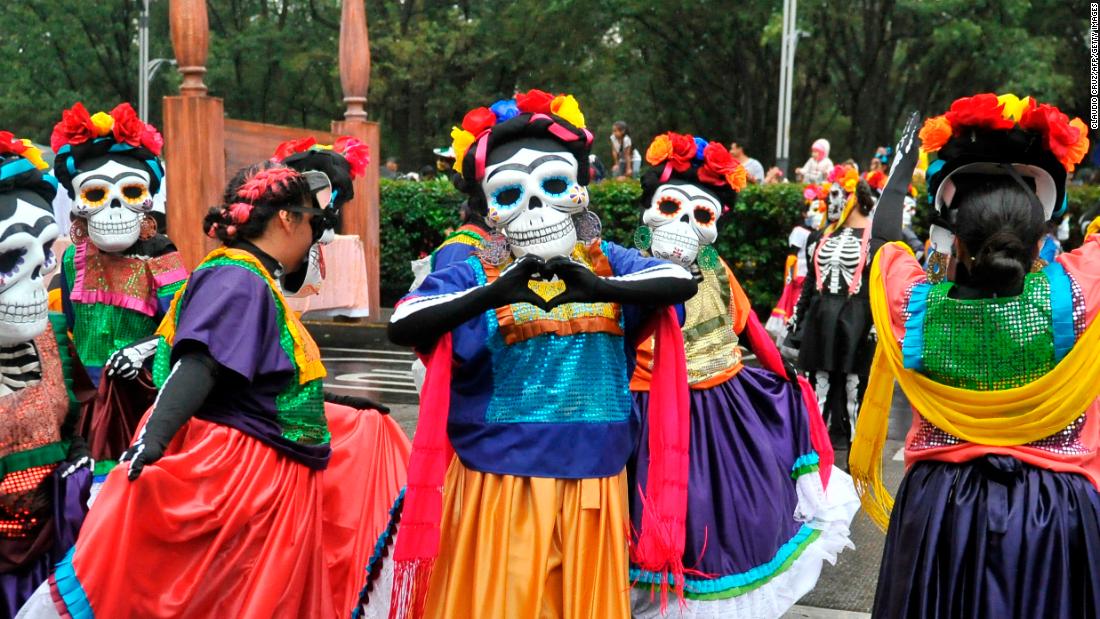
[164,0,381,319]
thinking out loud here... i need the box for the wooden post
[164,0,224,268]
[333,0,381,320]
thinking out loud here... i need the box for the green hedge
[379,179,1100,310]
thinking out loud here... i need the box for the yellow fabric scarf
[154,247,326,384]
[851,242,1100,530]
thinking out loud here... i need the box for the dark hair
[203,161,310,244]
[855,179,875,216]
[54,141,162,200]
[613,121,629,134]
[454,112,591,217]
[639,164,739,219]
[0,156,57,215]
[953,175,1044,292]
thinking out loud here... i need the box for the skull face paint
[282,243,326,298]
[827,183,848,222]
[642,180,721,267]
[481,145,587,260]
[0,193,59,345]
[71,160,153,252]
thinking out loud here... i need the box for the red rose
[273,137,317,161]
[461,107,497,136]
[697,142,745,190]
[514,89,554,115]
[0,131,26,156]
[334,135,370,179]
[50,102,97,152]
[667,132,697,172]
[944,93,1014,132]
[1020,103,1079,161]
[140,123,164,156]
[110,103,145,147]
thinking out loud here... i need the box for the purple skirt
[629,366,816,593]
[874,455,1100,618]
[0,466,90,619]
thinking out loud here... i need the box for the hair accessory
[273,135,370,179]
[0,132,48,171]
[646,132,746,192]
[228,201,254,224]
[51,102,163,156]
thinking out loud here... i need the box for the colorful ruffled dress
[866,240,1100,617]
[766,225,811,337]
[368,240,689,619]
[629,258,858,618]
[0,315,91,619]
[40,247,408,619]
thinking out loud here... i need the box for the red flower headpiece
[863,170,887,191]
[50,102,163,156]
[645,132,747,192]
[920,93,1090,172]
[272,135,370,179]
[0,132,28,157]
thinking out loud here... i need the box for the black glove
[872,111,922,243]
[542,256,697,310]
[389,255,550,348]
[324,391,390,414]
[105,335,160,380]
[120,352,218,480]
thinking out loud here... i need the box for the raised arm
[872,111,922,244]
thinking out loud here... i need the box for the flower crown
[826,165,859,193]
[50,102,163,157]
[863,170,887,192]
[919,93,1089,172]
[0,131,48,171]
[645,132,748,192]
[450,89,588,173]
[272,135,370,179]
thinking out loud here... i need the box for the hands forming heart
[490,254,609,311]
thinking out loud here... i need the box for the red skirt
[773,275,805,324]
[50,403,410,619]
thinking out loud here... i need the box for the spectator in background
[764,166,786,184]
[795,138,833,183]
[381,156,400,179]
[610,120,638,178]
[869,146,890,173]
[419,165,437,181]
[729,138,765,184]
[588,154,607,183]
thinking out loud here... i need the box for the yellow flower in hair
[451,126,476,172]
[550,95,586,129]
[90,111,114,136]
[997,93,1031,122]
[19,139,48,170]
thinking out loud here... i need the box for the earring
[69,218,88,245]
[476,232,511,266]
[633,225,652,252]
[925,251,948,283]
[572,210,602,244]
[697,245,720,270]
[139,214,158,240]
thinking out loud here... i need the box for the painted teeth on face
[652,227,700,251]
[507,218,574,245]
[88,219,140,234]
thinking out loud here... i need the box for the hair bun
[972,228,1027,285]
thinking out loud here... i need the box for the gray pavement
[308,320,913,616]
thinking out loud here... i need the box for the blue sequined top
[404,241,667,478]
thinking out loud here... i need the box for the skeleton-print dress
[0,314,90,619]
[789,227,882,375]
[628,258,858,618]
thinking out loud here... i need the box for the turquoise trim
[43,174,58,189]
[902,282,932,370]
[1043,262,1075,362]
[0,158,34,180]
[791,452,820,473]
[53,547,95,619]
[631,524,817,595]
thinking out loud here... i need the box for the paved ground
[307,319,911,616]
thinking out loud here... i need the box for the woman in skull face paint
[50,103,188,390]
[627,133,859,618]
[22,161,410,619]
[0,132,93,619]
[367,90,696,619]
[787,161,890,453]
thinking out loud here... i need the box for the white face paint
[827,184,848,222]
[902,196,916,229]
[0,197,59,345]
[642,181,721,267]
[71,160,153,252]
[481,147,587,260]
[806,200,826,230]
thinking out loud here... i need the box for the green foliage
[379,179,806,311]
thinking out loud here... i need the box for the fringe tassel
[388,559,435,619]
[629,486,687,614]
